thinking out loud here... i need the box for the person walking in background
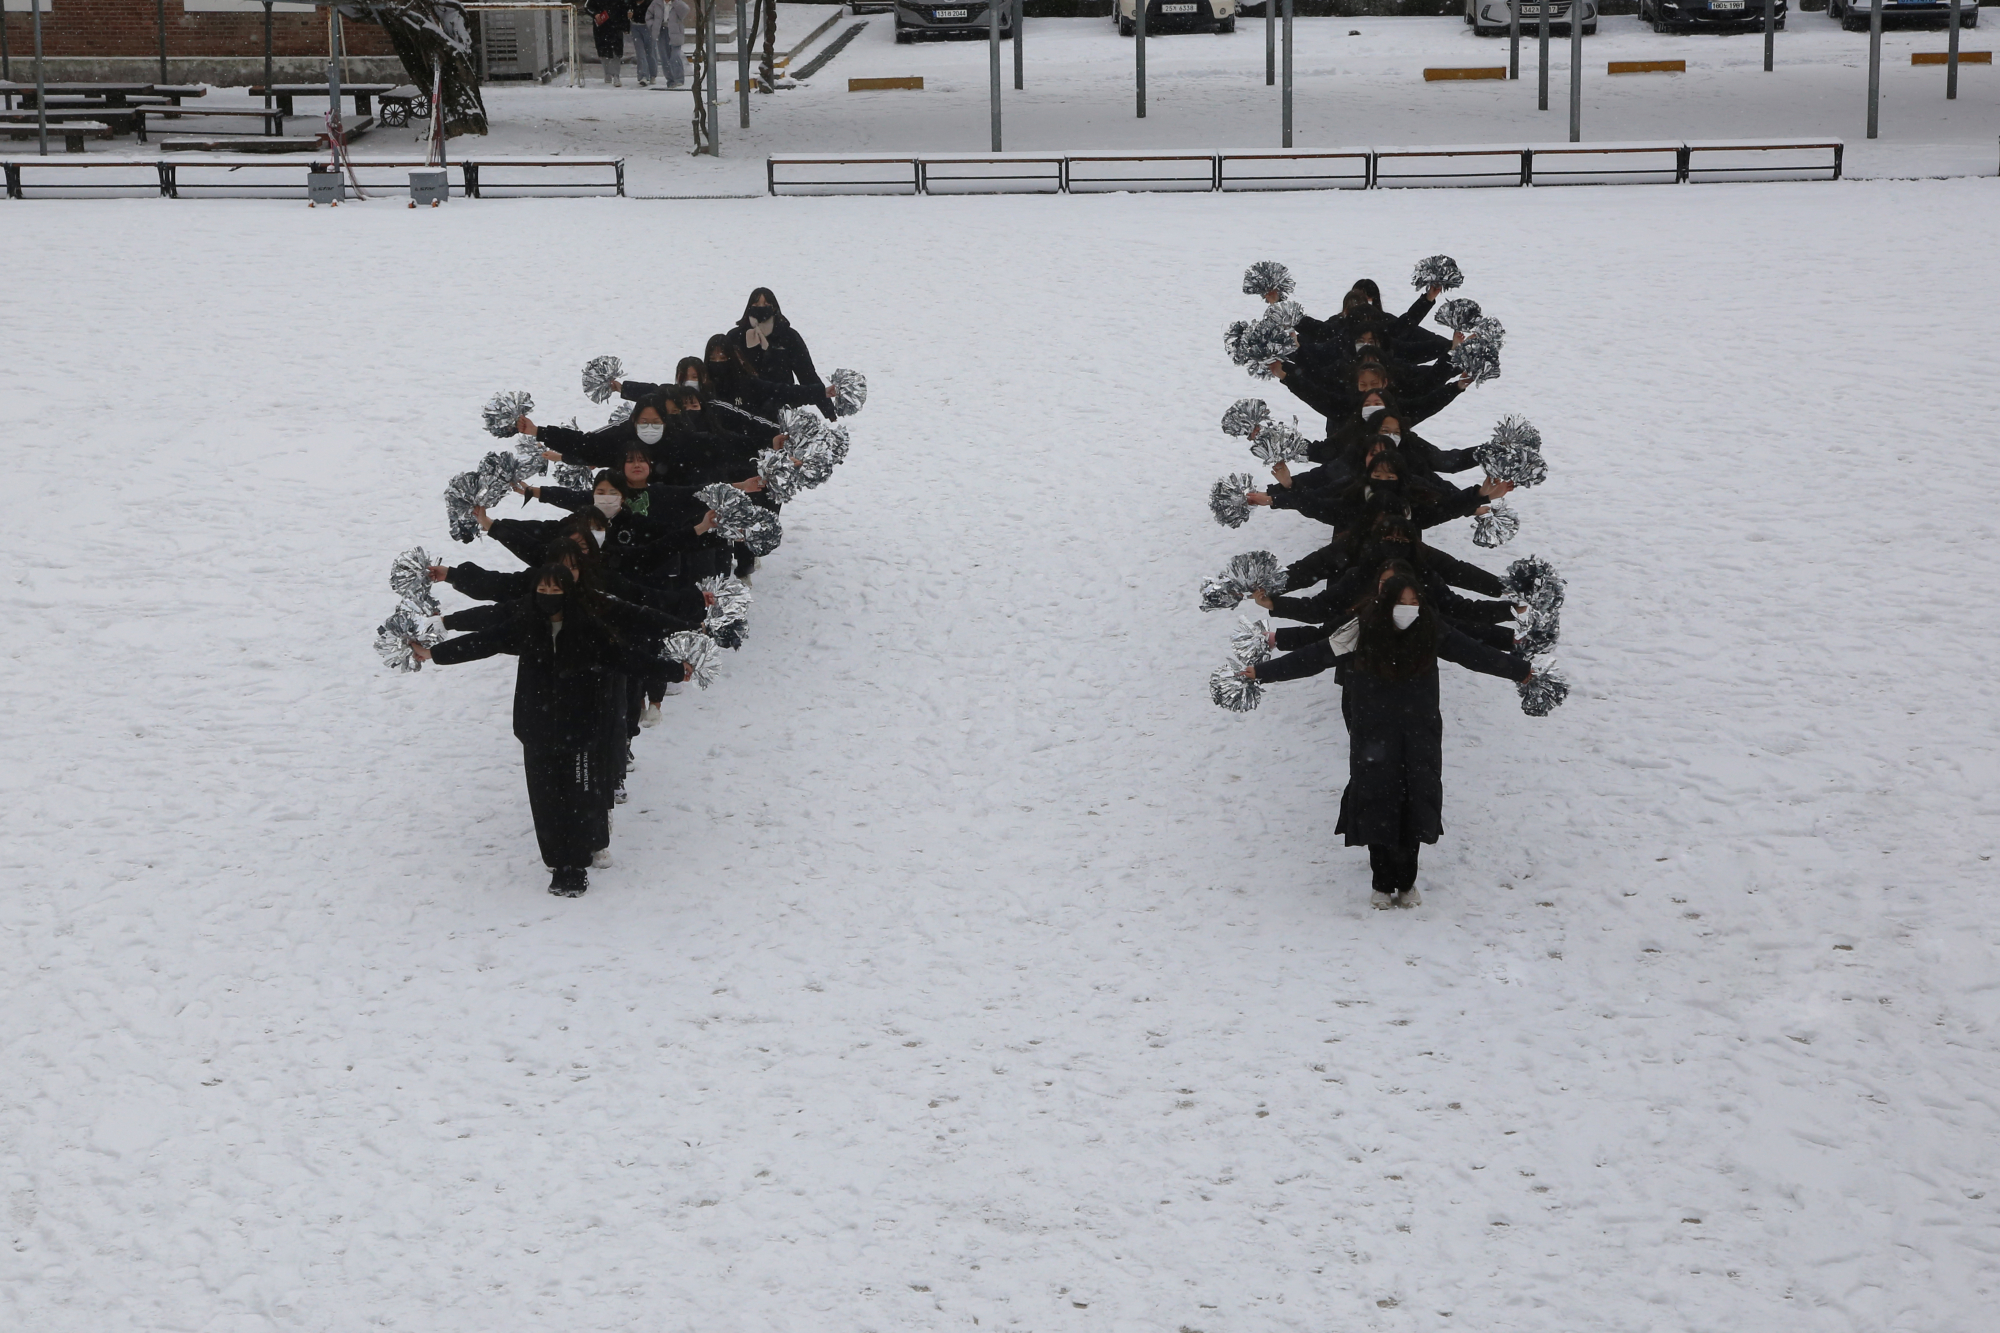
[630,0,664,87]
[587,0,630,86]
[662,0,692,89]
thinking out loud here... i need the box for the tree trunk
[759,0,776,92]
[337,0,488,136]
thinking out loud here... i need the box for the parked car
[895,0,1015,42]
[1640,0,1786,31]
[1827,0,1976,28]
[1466,0,1599,37]
[1114,0,1239,36]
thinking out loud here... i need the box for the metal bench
[1372,144,1528,189]
[767,155,920,196]
[1064,153,1219,193]
[918,154,1063,195]
[1523,141,1683,187]
[1218,150,1371,191]
[1,156,166,198]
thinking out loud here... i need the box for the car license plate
[1710,0,1745,8]
[1163,3,1199,10]
[934,7,967,15]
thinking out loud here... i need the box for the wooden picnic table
[248,84,396,118]
[0,82,185,108]
[132,106,288,141]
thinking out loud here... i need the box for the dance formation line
[374,289,866,898]
[1204,257,1570,909]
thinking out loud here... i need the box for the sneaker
[662,681,685,697]
[1370,891,1397,910]
[614,784,628,805]
[639,702,661,728]
[550,866,587,897]
[1398,886,1424,908]
[591,847,612,869]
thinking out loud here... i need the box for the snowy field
[5,178,2000,1330]
[215,8,2000,192]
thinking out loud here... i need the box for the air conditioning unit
[481,10,563,81]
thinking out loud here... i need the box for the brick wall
[0,1,395,59]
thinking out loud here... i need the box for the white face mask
[593,493,622,519]
[1391,604,1421,631]
[589,527,607,547]
[635,421,665,446]
[1381,432,1402,445]
[1361,403,1386,420]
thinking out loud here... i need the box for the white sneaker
[592,847,612,868]
[614,784,628,805]
[1398,887,1424,907]
[662,681,685,697]
[1370,891,1397,910]
[639,702,661,728]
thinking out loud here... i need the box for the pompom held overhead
[580,355,624,405]
[1411,255,1465,292]
[1241,260,1295,298]
[481,390,534,438]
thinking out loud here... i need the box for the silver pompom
[1230,616,1274,667]
[1515,604,1560,657]
[482,390,533,438]
[1475,415,1548,488]
[1433,297,1483,332]
[606,400,634,429]
[1231,310,1300,377]
[1209,472,1256,529]
[794,439,838,489]
[1199,576,1242,612]
[475,451,529,506]
[1464,315,1506,352]
[819,420,852,465]
[1223,319,1249,365]
[581,355,624,405]
[1241,260,1295,298]
[664,630,721,690]
[829,368,867,417]
[1248,419,1309,466]
[756,448,806,505]
[1518,665,1570,717]
[1411,255,1465,292]
[1199,549,1287,611]
[553,462,594,491]
[1472,502,1520,549]
[709,617,748,650]
[444,471,483,544]
[509,434,550,479]
[698,573,753,624]
[1450,334,1503,386]
[1263,298,1303,330]
[390,546,441,617]
[741,511,782,557]
[1220,397,1269,438]
[375,603,443,674]
[697,483,784,554]
[1209,664,1264,713]
[1501,554,1565,614]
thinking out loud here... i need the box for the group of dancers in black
[1203,257,1568,909]
[375,289,864,898]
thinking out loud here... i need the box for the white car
[1114,0,1238,36]
[1466,0,1599,36]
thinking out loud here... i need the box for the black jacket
[443,559,706,628]
[728,314,827,410]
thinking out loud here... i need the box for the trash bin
[307,168,346,206]
[409,169,449,207]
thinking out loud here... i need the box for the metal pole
[1948,0,1960,99]
[1568,0,1580,141]
[705,0,719,154]
[1510,1,1519,79]
[1538,1,1549,111]
[1265,0,1274,85]
[4,0,13,86]
[1281,0,1292,147]
[1012,0,1022,90]
[989,0,1001,149]
[1866,0,1881,139]
[1763,0,1773,72]
[32,0,46,155]
[737,0,749,126]
[1136,0,1145,118]
[158,0,168,84]
[328,12,342,135]
[570,7,579,87]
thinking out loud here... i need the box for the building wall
[0,0,403,83]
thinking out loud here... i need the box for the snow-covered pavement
[321,9,2000,192]
[4,178,2000,1330]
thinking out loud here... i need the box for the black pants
[1368,840,1421,893]
[522,745,608,870]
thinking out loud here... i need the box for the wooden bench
[248,83,395,118]
[1,156,167,198]
[158,137,326,154]
[133,106,288,141]
[0,80,159,108]
[461,157,625,198]
[0,108,141,138]
[1423,67,1507,81]
[0,121,108,152]
[1912,50,1990,64]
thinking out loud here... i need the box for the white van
[1114,0,1239,35]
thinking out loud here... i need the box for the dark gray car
[895,0,1016,41]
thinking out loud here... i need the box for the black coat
[1334,628,1529,847]
[728,314,827,409]
[430,598,681,751]
[443,559,706,628]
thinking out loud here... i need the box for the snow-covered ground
[5,178,2000,1330]
[202,8,2000,192]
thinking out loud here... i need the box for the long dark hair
[1351,569,1439,682]
[1349,278,1384,307]
[675,355,710,396]
[738,286,784,326]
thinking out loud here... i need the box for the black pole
[1948,0,1961,99]
[33,0,46,155]
[158,0,168,84]
[263,1,273,108]
[989,0,1001,149]
[1012,0,1022,90]
[3,0,12,87]
[1568,0,1580,141]
[1136,0,1145,118]
[1867,0,1881,139]
[1281,0,1292,147]
[1265,0,1273,86]
[1538,1,1549,111]
[1763,0,1774,72]
[1509,1,1519,80]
